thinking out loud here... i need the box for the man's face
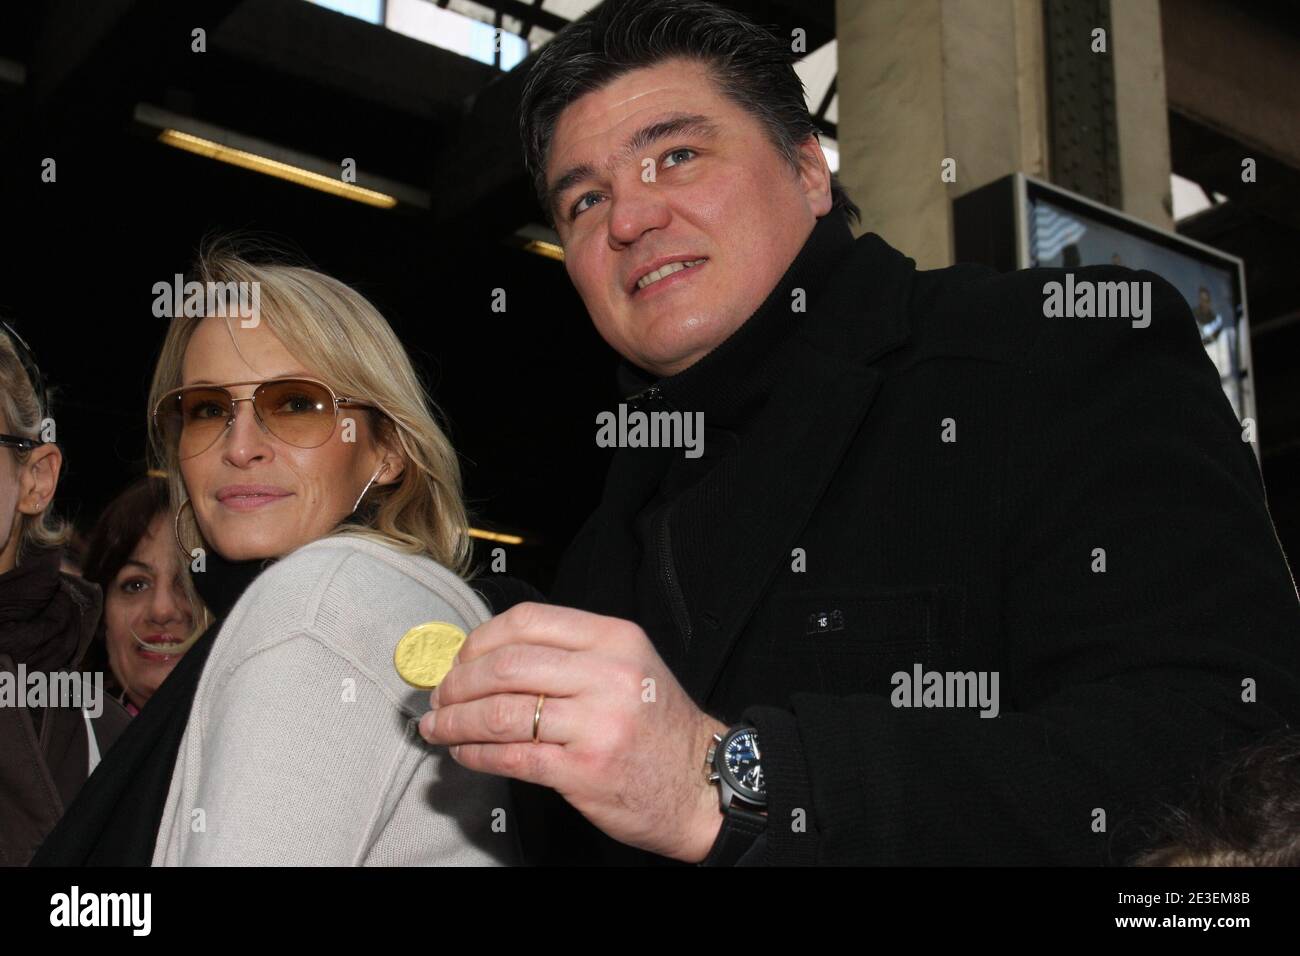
[546,58,833,378]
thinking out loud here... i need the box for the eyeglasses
[153,378,379,461]
[0,434,40,453]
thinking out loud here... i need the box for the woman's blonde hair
[0,328,69,562]
[147,240,474,581]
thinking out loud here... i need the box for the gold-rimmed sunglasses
[152,378,379,461]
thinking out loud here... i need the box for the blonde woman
[34,248,519,866]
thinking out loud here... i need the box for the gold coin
[394,621,468,689]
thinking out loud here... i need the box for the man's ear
[17,443,61,517]
[795,134,834,217]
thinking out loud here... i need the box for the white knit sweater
[152,535,519,866]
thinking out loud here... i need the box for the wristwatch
[700,724,767,866]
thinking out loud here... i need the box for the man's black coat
[529,210,1300,865]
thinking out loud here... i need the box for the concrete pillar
[834,0,1172,268]
[835,0,1049,269]
[1111,0,1174,229]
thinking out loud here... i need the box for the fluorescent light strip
[137,103,428,207]
[523,239,565,261]
[158,129,397,208]
[514,224,565,262]
[469,528,526,545]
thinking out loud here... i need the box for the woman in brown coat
[0,322,130,866]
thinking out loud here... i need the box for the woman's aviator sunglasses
[153,378,379,461]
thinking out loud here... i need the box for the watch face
[723,728,765,799]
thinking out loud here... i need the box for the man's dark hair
[1131,732,1300,866]
[519,0,860,227]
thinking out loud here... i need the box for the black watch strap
[699,805,766,867]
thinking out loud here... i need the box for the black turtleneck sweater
[553,209,856,675]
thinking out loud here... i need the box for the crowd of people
[1,240,1296,866]
[3,0,1299,868]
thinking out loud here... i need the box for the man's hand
[417,602,729,862]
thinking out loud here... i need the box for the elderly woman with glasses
[0,324,133,865]
[34,248,521,866]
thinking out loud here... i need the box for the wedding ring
[532,694,546,744]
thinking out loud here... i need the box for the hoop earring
[174,498,196,555]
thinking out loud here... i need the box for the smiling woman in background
[80,477,197,715]
[33,244,518,866]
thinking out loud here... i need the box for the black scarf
[30,548,266,866]
[0,547,98,674]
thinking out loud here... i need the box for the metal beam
[214,0,494,121]
[1043,0,1122,208]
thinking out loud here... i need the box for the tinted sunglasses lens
[253,380,336,448]
[160,388,232,460]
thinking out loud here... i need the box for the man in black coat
[419,0,1300,865]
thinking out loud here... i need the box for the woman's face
[178,317,393,561]
[0,409,62,575]
[103,514,195,709]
